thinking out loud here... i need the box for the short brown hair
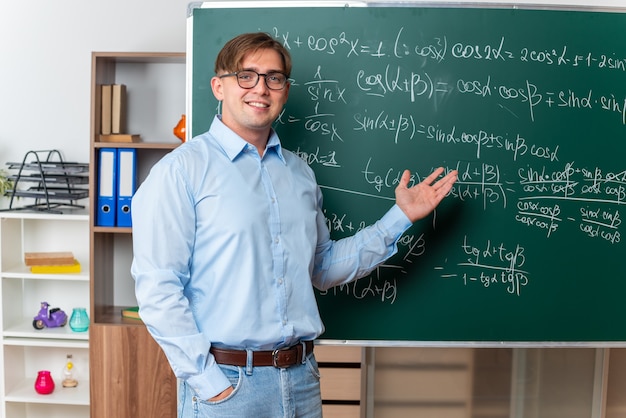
[214,32,292,77]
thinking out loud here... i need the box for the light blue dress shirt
[131,115,412,399]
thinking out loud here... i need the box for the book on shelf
[30,259,81,274]
[101,84,112,135]
[112,84,127,134]
[24,251,75,266]
[121,306,142,320]
[99,134,141,143]
[101,83,128,135]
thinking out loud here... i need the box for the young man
[131,32,457,417]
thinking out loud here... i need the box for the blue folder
[116,148,137,227]
[96,148,117,226]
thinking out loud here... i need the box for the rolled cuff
[185,360,232,401]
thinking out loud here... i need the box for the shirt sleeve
[311,187,413,291]
[130,157,231,400]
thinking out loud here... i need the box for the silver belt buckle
[272,346,294,368]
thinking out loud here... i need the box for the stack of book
[99,84,140,143]
[25,251,81,274]
[121,306,141,320]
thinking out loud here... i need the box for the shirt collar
[209,115,286,164]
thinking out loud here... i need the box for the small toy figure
[33,301,67,330]
[62,354,78,388]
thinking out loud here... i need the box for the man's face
[211,48,290,142]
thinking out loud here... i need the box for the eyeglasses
[219,70,288,90]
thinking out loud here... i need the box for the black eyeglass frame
[219,70,289,90]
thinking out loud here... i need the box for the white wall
[0,0,624,180]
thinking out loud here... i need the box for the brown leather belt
[210,341,314,369]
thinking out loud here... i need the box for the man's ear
[210,76,224,101]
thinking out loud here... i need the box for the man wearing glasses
[131,32,457,417]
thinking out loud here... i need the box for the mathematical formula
[268,22,626,301]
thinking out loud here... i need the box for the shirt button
[278,278,283,285]
[275,237,280,244]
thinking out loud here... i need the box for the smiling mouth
[246,101,269,108]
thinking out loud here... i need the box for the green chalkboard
[189,5,626,342]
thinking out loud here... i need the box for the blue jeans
[178,353,322,418]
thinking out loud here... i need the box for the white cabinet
[0,211,89,418]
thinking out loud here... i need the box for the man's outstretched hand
[395,167,458,223]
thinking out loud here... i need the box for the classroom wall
[0,0,623,202]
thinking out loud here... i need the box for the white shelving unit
[0,210,90,418]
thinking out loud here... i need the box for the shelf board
[0,210,89,221]
[1,264,89,281]
[4,321,89,342]
[92,226,132,234]
[93,51,185,63]
[3,337,89,349]
[5,377,89,405]
[94,141,180,149]
[94,305,144,326]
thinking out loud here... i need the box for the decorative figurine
[173,114,186,142]
[62,354,78,388]
[32,301,67,330]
